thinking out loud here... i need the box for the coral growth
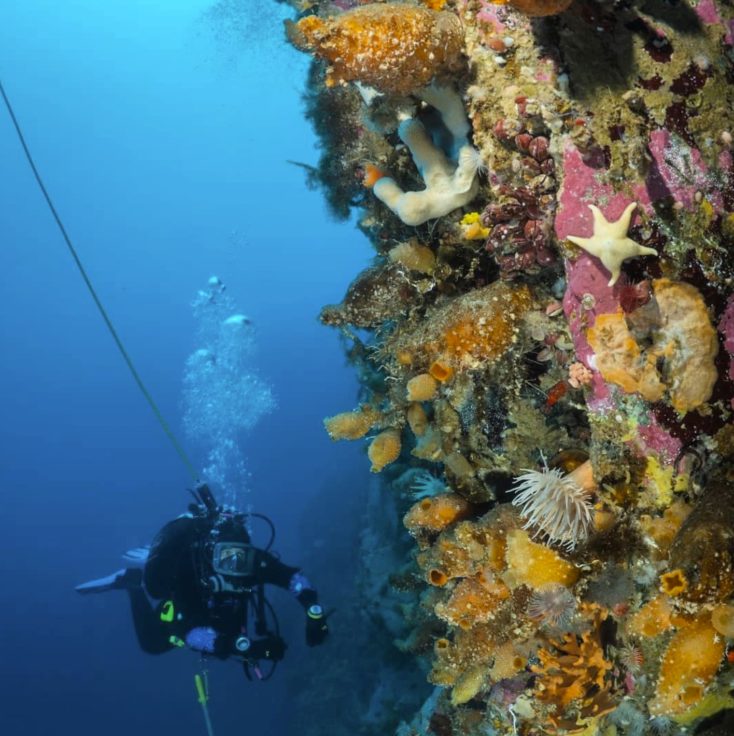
[496,0,574,16]
[286,4,464,96]
[320,263,419,329]
[586,279,719,414]
[388,281,533,374]
[434,573,510,629]
[666,470,734,603]
[482,189,557,280]
[297,0,734,731]
[404,493,472,535]
[532,607,617,732]
[388,241,436,275]
[649,614,726,717]
[503,529,580,589]
[372,85,482,226]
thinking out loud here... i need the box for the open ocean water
[0,2,373,734]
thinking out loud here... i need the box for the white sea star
[567,202,658,286]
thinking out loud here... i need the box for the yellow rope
[0,78,198,483]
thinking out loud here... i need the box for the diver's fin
[75,568,142,594]
[122,547,150,565]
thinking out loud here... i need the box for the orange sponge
[649,615,725,716]
[286,4,464,95]
[404,493,472,535]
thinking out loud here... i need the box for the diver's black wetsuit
[127,515,319,661]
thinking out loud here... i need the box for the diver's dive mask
[211,542,256,578]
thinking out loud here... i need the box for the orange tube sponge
[503,529,580,589]
[660,568,688,597]
[430,622,499,686]
[286,4,464,96]
[414,507,518,585]
[429,359,454,382]
[324,404,379,440]
[362,163,385,189]
[649,615,726,717]
[417,538,479,584]
[368,428,401,472]
[404,492,472,535]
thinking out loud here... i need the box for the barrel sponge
[406,373,438,402]
[649,615,726,717]
[286,4,464,96]
[503,529,580,589]
[404,492,472,534]
[368,428,401,472]
[324,404,379,440]
[587,279,718,414]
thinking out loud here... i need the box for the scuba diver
[76,484,329,679]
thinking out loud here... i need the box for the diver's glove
[305,605,330,647]
[233,634,287,662]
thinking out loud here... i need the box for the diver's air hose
[0,78,199,483]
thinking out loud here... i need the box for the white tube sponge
[373,85,481,227]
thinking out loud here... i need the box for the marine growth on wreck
[285,0,734,733]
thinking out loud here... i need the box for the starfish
[567,203,658,286]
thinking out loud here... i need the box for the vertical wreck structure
[287,0,734,733]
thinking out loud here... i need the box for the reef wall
[284,0,734,734]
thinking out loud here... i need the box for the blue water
[0,2,373,733]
